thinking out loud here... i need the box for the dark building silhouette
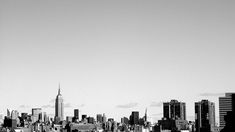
[3,117,17,128]
[72,109,79,122]
[195,100,215,132]
[219,93,235,128]
[157,119,188,132]
[87,117,94,124]
[220,94,235,132]
[108,118,114,122]
[21,113,28,120]
[74,109,79,120]
[82,115,87,121]
[220,111,235,132]
[163,100,186,120]
[129,111,139,125]
[156,101,188,132]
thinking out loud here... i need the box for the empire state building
[55,85,64,122]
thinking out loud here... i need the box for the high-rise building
[121,117,129,125]
[129,111,139,125]
[163,100,186,120]
[195,100,215,132]
[82,115,87,120]
[87,117,95,124]
[219,93,235,128]
[55,84,64,122]
[32,108,42,123]
[74,109,79,120]
[11,110,19,120]
[96,114,102,123]
[102,113,106,123]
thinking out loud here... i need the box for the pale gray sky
[0,0,235,123]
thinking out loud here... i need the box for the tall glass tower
[195,100,215,132]
[55,85,64,122]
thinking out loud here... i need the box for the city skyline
[1,0,235,124]
[0,87,231,124]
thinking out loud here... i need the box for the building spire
[58,83,61,95]
[145,108,147,122]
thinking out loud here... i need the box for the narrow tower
[55,84,64,123]
[144,108,147,122]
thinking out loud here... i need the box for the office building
[4,117,17,128]
[32,108,42,123]
[55,84,64,122]
[102,113,106,123]
[87,117,95,124]
[219,93,235,128]
[74,109,79,120]
[195,100,215,132]
[163,100,186,120]
[129,111,139,125]
[96,114,102,123]
[82,115,87,121]
[121,117,129,125]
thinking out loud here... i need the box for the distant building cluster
[0,86,234,132]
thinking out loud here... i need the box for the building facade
[96,114,102,123]
[32,108,42,123]
[129,111,139,125]
[219,93,235,128]
[73,109,79,121]
[195,100,215,132]
[55,86,64,122]
[163,100,186,120]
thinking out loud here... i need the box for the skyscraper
[74,109,79,120]
[96,114,102,123]
[219,93,235,128]
[129,111,139,125]
[55,85,64,122]
[32,108,42,123]
[195,100,215,132]
[102,113,106,123]
[163,100,186,120]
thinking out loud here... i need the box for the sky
[0,0,235,124]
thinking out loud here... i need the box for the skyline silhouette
[1,0,235,124]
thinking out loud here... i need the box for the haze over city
[0,0,235,124]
